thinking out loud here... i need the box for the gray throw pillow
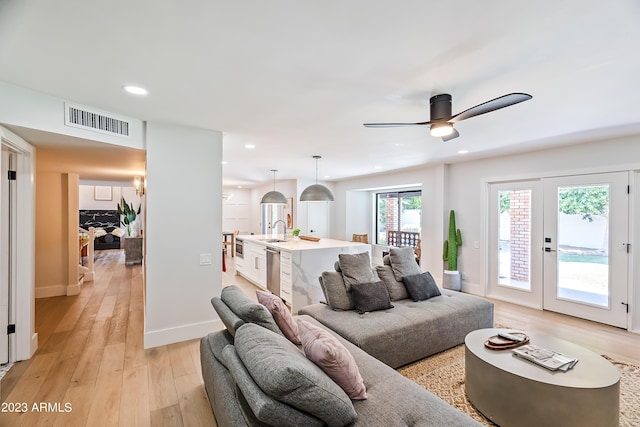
[320,272,354,311]
[349,281,394,314]
[338,252,378,287]
[403,271,442,302]
[222,345,324,427]
[220,286,283,336]
[389,247,421,281]
[234,323,357,426]
[375,265,409,301]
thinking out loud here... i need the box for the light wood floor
[1,253,638,426]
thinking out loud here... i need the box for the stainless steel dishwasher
[265,247,281,296]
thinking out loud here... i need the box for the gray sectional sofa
[299,250,494,368]
[201,285,482,427]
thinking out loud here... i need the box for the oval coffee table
[465,328,620,427]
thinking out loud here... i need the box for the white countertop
[236,234,369,252]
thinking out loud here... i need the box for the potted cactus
[442,210,463,291]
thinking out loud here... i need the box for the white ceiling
[1,1,639,187]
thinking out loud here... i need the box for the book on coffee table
[512,344,579,372]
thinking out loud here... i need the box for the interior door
[542,172,629,328]
[487,180,543,308]
[0,149,12,363]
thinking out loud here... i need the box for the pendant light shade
[300,156,334,202]
[261,170,287,204]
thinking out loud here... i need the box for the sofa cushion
[297,319,367,400]
[221,286,283,336]
[222,345,323,427]
[299,291,494,368]
[402,271,442,302]
[350,281,394,314]
[338,252,378,287]
[319,271,354,311]
[375,265,409,301]
[211,297,245,336]
[256,290,301,344]
[389,247,421,281]
[234,323,357,426]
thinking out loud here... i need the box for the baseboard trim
[30,333,38,358]
[35,285,67,298]
[144,319,225,349]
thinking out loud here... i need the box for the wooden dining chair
[223,230,239,256]
[352,233,369,244]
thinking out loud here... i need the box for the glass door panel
[498,189,532,291]
[487,181,542,309]
[556,184,609,307]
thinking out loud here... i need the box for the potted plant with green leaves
[117,197,141,236]
[442,210,463,291]
[117,196,143,265]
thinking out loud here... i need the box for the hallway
[0,250,216,427]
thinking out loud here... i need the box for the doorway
[488,172,630,328]
[0,148,16,364]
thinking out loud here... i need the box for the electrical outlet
[199,253,212,266]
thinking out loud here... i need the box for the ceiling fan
[364,92,532,141]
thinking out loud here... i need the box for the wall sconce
[134,176,145,197]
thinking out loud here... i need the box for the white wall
[144,122,223,348]
[222,187,251,234]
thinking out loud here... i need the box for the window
[376,190,422,245]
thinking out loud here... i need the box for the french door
[488,172,630,328]
[543,172,629,328]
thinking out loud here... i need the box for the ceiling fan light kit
[430,122,454,137]
[364,92,532,142]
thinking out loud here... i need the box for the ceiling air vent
[64,102,131,137]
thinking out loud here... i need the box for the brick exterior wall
[385,197,398,242]
[509,190,530,282]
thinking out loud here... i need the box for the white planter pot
[443,270,461,291]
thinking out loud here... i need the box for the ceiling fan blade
[449,93,532,123]
[441,128,460,142]
[363,121,433,128]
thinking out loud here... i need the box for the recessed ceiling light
[221,161,228,165]
[458,150,469,154]
[374,165,382,169]
[123,85,148,95]
[245,144,255,149]
[324,175,330,179]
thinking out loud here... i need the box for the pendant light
[261,170,287,204]
[300,156,335,202]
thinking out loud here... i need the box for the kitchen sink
[259,238,286,243]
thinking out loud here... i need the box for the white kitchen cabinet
[247,242,267,289]
[235,254,245,275]
[280,251,293,302]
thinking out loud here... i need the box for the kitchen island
[234,234,369,312]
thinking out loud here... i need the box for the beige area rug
[398,345,640,427]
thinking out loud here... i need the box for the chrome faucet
[272,220,287,241]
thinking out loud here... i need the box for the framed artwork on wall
[94,186,113,201]
[285,197,294,229]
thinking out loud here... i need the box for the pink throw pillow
[296,319,368,400]
[256,290,301,345]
